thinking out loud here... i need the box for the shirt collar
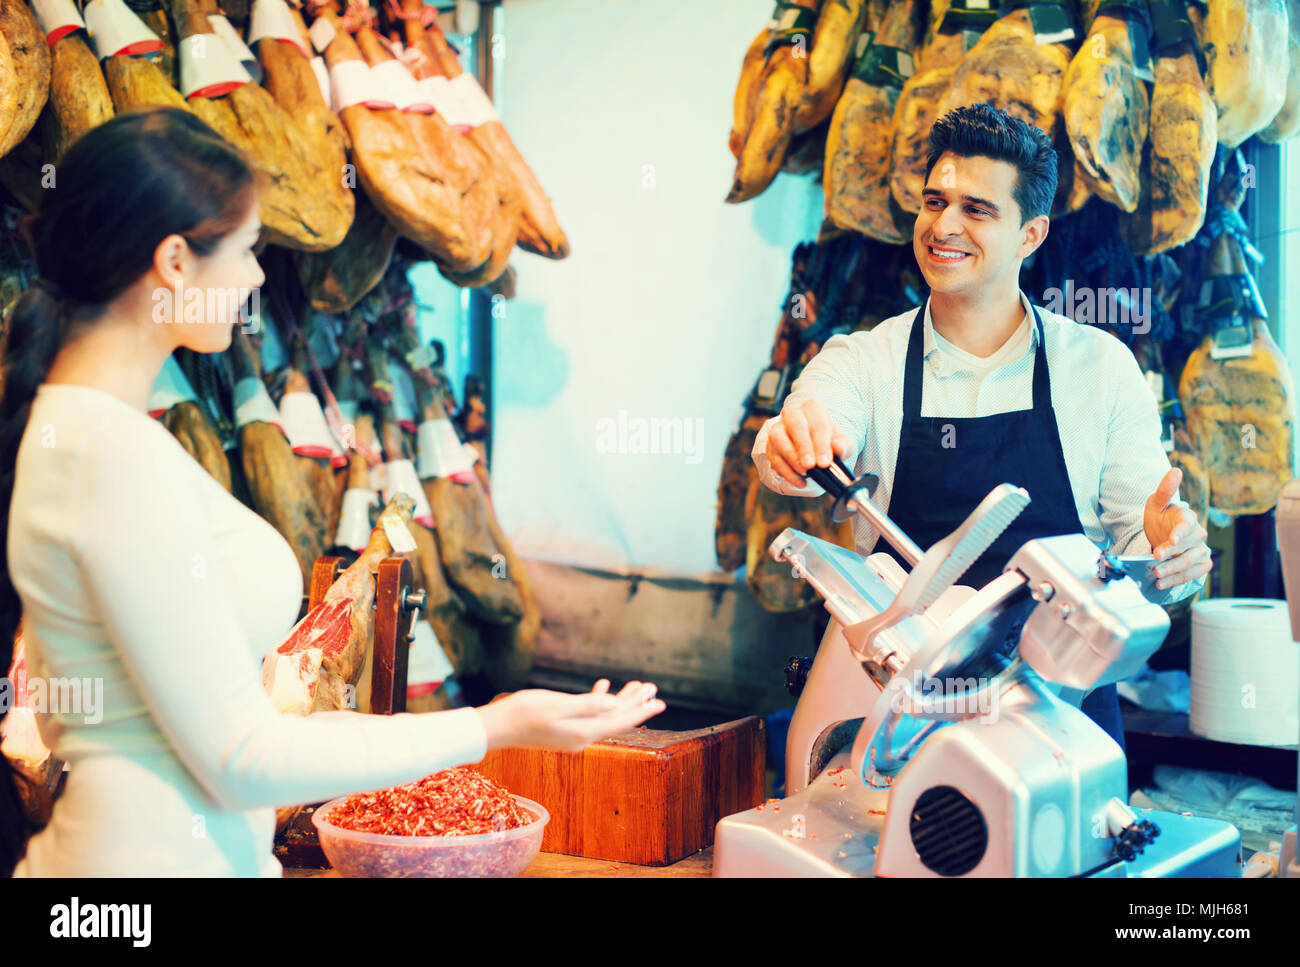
[923,290,1039,368]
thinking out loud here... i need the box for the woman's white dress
[8,384,485,876]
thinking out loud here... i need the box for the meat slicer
[714,460,1242,877]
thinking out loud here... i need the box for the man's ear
[1017,214,1050,259]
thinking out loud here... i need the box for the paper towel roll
[1190,599,1300,747]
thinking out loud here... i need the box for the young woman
[0,108,664,876]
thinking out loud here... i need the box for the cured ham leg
[263,494,416,715]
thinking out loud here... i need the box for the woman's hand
[476,679,666,753]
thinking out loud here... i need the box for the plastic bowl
[311,794,549,878]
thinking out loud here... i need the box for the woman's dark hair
[0,106,257,876]
[924,103,1058,224]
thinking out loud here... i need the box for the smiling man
[752,104,1210,749]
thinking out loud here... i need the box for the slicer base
[714,753,885,877]
[713,753,1243,878]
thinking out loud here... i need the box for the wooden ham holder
[272,554,422,868]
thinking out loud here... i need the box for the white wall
[480,0,822,574]
[1277,142,1300,477]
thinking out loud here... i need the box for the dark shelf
[1122,703,1298,792]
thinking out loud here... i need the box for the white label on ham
[418,75,467,127]
[371,58,428,113]
[279,391,346,464]
[308,55,332,108]
[335,487,379,552]
[377,459,435,528]
[208,14,260,80]
[31,0,85,45]
[179,33,253,99]
[249,0,309,58]
[330,59,393,111]
[234,376,285,433]
[416,418,478,479]
[448,73,499,127]
[82,0,163,58]
[308,14,336,54]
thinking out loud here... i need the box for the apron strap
[901,301,927,419]
[1028,301,1050,409]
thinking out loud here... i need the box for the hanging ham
[0,0,50,160]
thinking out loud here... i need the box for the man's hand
[1143,468,1211,591]
[766,398,852,488]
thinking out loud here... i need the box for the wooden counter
[283,847,714,878]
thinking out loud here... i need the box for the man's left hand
[1143,468,1211,591]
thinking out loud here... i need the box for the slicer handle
[806,461,923,567]
[806,464,843,496]
[804,454,856,495]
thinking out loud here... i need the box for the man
[752,104,1211,748]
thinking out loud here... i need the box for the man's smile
[926,243,973,263]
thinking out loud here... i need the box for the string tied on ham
[385,0,435,26]
[339,0,378,33]
[262,249,369,460]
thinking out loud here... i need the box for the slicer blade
[909,483,1031,612]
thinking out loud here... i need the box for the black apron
[878,299,1125,751]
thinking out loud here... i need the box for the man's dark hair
[923,103,1058,223]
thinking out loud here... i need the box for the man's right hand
[765,397,852,488]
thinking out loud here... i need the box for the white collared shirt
[751,291,1203,606]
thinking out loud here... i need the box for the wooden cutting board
[476,716,765,866]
